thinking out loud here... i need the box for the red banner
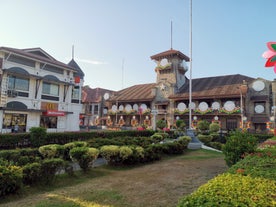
[43,110,65,116]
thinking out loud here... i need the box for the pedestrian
[14,123,19,133]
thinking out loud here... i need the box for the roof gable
[22,48,56,61]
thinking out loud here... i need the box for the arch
[7,101,28,110]
[6,67,30,76]
[43,75,60,82]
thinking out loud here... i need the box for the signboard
[43,110,65,116]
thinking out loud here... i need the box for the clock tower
[150,49,190,94]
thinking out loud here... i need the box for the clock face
[189,102,196,110]
[103,93,109,100]
[252,80,265,91]
[224,101,235,111]
[212,102,220,110]
[255,105,264,113]
[177,102,186,111]
[198,102,208,111]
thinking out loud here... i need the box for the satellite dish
[103,93,110,100]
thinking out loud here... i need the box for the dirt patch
[0,150,228,207]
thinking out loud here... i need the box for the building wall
[0,48,83,133]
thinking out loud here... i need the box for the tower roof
[68,59,85,79]
[150,49,190,62]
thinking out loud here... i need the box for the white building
[0,46,84,133]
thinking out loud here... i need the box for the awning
[43,110,65,116]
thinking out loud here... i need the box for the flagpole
[189,0,193,129]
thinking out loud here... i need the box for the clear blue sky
[1,0,275,91]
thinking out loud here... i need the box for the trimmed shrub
[197,120,210,133]
[208,142,223,150]
[38,144,64,159]
[40,158,64,184]
[197,134,213,145]
[150,134,164,142]
[176,119,186,130]
[178,136,192,146]
[99,145,120,164]
[177,173,276,207]
[122,146,145,165]
[156,119,166,130]
[0,149,20,163]
[63,141,88,160]
[0,165,23,197]
[29,127,47,147]
[222,131,258,167]
[22,162,42,185]
[69,147,99,171]
[209,122,220,133]
[228,150,276,180]
[119,146,133,160]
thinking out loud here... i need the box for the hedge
[0,130,155,149]
[177,173,276,207]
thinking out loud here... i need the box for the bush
[38,144,64,159]
[151,133,165,142]
[22,162,42,185]
[99,145,120,164]
[0,149,20,163]
[40,158,64,184]
[227,150,276,180]
[121,146,145,165]
[119,146,133,160]
[177,173,276,207]
[156,120,166,130]
[29,127,47,147]
[63,141,88,160]
[209,122,220,133]
[208,142,223,150]
[197,134,213,145]
[222,131,258,167]
[69,147,99,171]
[0,165,23,197]
[197,120,210,133]
[176,120,186,130]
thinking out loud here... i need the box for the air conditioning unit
[7,90,18,97]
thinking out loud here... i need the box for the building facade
[80,86,114,128]
[0,47,84,133]
[103,48,274,133]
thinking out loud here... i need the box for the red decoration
[74,76,80,83]
[262,42,276,73]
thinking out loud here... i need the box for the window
[94,105,99,115]
[42,82,59,96]
[40,116,57,128]
[226,118,237,130]
[72,86,80,99]
[8,76,29,91]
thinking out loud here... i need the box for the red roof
[109,83,156,102]
[82,86,114,103]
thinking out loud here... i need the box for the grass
[180,149,223,160]
[0,149,227,207]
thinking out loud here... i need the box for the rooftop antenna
[170,20,173,50]
[72,45,74,60]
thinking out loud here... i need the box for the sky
[1,0,276,91]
